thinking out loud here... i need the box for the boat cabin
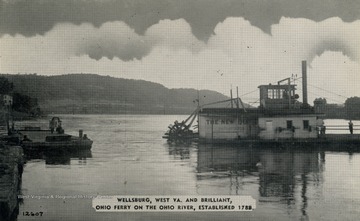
[258,83,298,110]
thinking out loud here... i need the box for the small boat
[17,117,93,152]
[1,96,93,151]
[20,132,93,151]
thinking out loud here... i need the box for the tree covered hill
[1,74,230,114]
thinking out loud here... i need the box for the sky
[1,0,360,104]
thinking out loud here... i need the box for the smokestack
[302,60,308,105]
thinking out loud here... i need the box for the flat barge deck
[18,129,93,151]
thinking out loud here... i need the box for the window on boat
[267,88,286,99]
[267,89,273,99]
[286,120,293,129]
[303,120,309,130]
[279,89,285,99]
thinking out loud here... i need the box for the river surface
[13,115,360,221]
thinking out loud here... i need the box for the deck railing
[323,125,359,133]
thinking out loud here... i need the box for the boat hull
[18,129,93,152]
[21,139,93,151]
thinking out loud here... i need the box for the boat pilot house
[198,61,325,142]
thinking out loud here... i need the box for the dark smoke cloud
[1,0,360,41]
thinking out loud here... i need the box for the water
[12,115,360,220]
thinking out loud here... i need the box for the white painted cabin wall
[199,114,319,140]
[258,116,318,139]
[199,115,249,140]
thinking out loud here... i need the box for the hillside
[1,74,231,114]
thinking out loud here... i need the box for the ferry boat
[1,116,93,151]
[165,61,359,145]
[18,117,93,151]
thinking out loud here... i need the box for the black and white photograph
[1,0,360,220]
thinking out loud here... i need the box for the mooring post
[79,129,83,138]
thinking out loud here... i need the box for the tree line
[0,73,229,115]
[1,73,359,119]
[314,97,360,120]
[0,77,41,117]
[345,97,360,120]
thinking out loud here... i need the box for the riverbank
[0,144,24,221]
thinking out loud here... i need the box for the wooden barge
[0,117,93,152]
[18,128,93,152]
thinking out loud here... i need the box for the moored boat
[18,117,93,151]
[164,61,360,145]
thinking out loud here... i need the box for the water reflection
[3,148,93,221]
[194,144,360,220]
[196,144,327,220]
[197,145,260,174]
[24,149,92,165]
[167,142,194,160]
[258,149,322,197]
